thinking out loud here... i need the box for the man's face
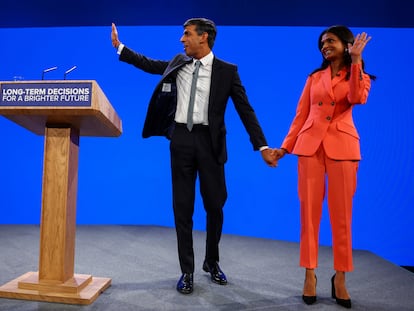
[180,25,204,58]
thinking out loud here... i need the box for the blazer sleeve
[347,63,371,104]
[281,76,312,153]
[119,46,169,75]
[230,68,268,150]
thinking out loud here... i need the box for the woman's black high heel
[302,275,317,305]
[331,274,352,308]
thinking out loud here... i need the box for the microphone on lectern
[41,66,58,80]
[63,66,77,80]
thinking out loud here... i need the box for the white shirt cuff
[117,43,125,55]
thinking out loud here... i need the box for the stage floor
[0,225,413,310]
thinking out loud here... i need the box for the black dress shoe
[176,273,193,294]
[202,261,227,285]
[331,275,352,309]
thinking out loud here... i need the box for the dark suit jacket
[120,46,267,164]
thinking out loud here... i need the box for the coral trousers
[298,145,358,272]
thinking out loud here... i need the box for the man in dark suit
[111,18,277,294]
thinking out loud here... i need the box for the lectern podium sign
[0,80,122,305]
[1,82,92,106]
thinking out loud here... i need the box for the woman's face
[320,32,346,62]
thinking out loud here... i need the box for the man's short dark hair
[183,18,217,49]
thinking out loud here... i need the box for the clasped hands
[261,148,287,168]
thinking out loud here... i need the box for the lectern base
[0,272,111,305]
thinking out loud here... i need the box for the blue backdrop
[0,25,413,267]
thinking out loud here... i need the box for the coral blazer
[281,64,371,160]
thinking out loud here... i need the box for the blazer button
[326,116,331,121]
[318,101,323,106]
[331,102,335,106]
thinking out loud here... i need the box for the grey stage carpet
[0,225,413,311]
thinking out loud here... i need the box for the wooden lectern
[0,80,122,304]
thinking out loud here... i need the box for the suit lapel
[321,66,335,100]
[162,54,192,80]
[209,57,221,107]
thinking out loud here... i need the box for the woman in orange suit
[276,25,375,308]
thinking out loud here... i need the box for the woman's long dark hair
[310,25,376,80]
